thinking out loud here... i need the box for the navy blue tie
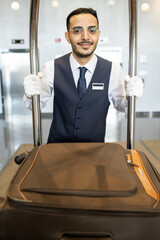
[78,67,87,98]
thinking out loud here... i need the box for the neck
[72,52,94,66]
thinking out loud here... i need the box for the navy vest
[47,53,112,143]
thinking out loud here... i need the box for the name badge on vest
[92,83,104,90]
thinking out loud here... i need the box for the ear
[65,32,71,44]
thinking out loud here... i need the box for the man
[24,8,143,143]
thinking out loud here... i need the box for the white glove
[24,72,43,98]
[124,75,144,98]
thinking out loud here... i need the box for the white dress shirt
[24,53,128,112]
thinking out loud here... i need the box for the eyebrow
[88,26,97,28]
[72,25,97,29]
[72,26,83,29]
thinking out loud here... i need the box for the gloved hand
[124,75,144,97]
[24,72,43,98]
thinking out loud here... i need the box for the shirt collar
[70,53,97,73]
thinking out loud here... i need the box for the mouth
[77,42,93,48]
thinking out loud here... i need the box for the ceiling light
[52,0,59,8]
[141,3,150,12]
[11,1,20,11]
[108,0,115,7]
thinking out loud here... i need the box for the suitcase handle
[61,233,112,240]
[127,0,137,149]
[30,0,42,147]
[29,0,138,148]
[62,238,111,240]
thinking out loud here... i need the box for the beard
[70,40,98,58]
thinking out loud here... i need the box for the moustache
[77,41,93,45]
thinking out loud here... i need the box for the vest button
[77,116,81,120]
[74,136,78,139]
[78,106,82,109]
[75,127,80,130]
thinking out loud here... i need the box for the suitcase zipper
[127,150,160,208]
[17,145,44,201]
[127,158,143,175]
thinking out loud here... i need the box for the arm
[23,60,54,110]
[108,63,144,113]
[108,62,128,113]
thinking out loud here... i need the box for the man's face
[65,13,100,60]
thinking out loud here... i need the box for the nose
[81,29,90,40]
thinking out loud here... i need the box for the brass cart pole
[29,0,42,146]
[127,0,137,149]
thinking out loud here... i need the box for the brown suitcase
[0,142,160,240]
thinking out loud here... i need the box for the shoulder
[96,54,112,64]
[41,53,71,70]
[95,55,113,72]
[55,53,71,64]
[96,54,122,70]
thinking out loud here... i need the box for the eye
[88,27,97,34]
[72,27,83,34]
[73,29,81,34]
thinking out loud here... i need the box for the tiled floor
[1,104,160,172]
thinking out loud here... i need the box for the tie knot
[79,67,87,78]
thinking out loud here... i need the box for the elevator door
[1,50,33,167]
[1,51,31,115]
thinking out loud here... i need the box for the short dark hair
[66,8,99,31]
